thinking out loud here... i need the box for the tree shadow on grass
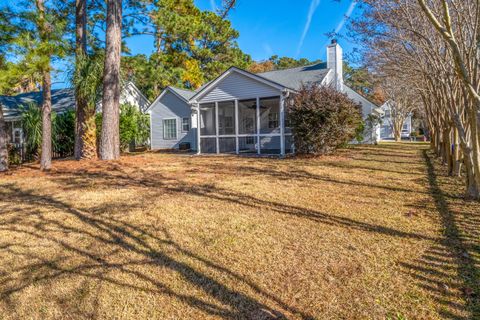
[399,151,480,320]
[0,184,313,320]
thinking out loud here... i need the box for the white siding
[198,72,281,103]
[150,91,197,150]
[121,82,150,112]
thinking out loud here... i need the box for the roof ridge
[259,62,327,74]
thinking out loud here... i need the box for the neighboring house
[379,100,413,140]
[147,40,383,155]
[0,81,150,145]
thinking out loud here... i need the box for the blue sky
[54,0,358,88]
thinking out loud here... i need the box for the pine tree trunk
[0,106,8,172]
[74,0,92,160]
[100,0,122,160]
[36,0,52,171]
[40,70,52,170]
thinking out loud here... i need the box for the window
[246,136,255,145]
[13,128,22,144]
[182,117,190,132]
[163,119,177,140]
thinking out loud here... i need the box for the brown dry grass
[0,143,478,320]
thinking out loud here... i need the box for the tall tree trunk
[0,106,8,172]
[40,70,52,170]
[74,0,93,160]
[100,0,122,160]
[36,0,52,171]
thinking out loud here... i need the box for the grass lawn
[0,143,479,319]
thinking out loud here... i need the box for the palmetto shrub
[22,105,75,158]
[287,85,362,154]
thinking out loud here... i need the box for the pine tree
[99,0,122,160]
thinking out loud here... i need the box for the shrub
[22,105,76,159]
[286,85,362,154]
[21,105,42,157]
[53,109,75,156]
[96,104,150,152]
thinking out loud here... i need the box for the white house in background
[147,40,383,155]
[0,81,150,145]
[379,100,413,140]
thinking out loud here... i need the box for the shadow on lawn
[399,151,480,320]
[1,143,469,319]
[0,183,307,320]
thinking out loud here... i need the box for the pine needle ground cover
[0,143,478,319]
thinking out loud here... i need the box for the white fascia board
[189,67,288,104]
[145,87,188,113]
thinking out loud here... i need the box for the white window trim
[181,117,190,133]
[163,118,177,140]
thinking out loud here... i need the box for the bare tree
[99,0,122,160]
[381,79,418,141]
[351,0,480,199]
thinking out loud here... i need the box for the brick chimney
[327,39,343,91]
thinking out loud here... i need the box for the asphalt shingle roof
[0,89,75,120]
[258,62,330,91]
[169,86,197,101]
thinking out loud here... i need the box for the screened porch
[195,96,294,156]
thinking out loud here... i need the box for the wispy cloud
[296,0,322,57]
[210,0,217,12]
[263,43,273,59]
[334,0,357,34]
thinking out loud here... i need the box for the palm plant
[21,104,43,157]
[70,52,104,159]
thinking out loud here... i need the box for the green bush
[96,104,150,152]
[21,105,42,157]
[53,109,75,156]
[21,105,75,158]
[286,85,362,154]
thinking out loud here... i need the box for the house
[0,81,150,145]
[147,40,383,155]
[379,100,413,140]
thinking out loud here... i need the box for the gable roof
[169,86,197,101]
[258,62,331,91]
[188,67,290,103]
[146,86,197,112]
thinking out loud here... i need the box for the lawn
[0,143,478,319]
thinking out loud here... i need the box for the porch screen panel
[218,101,235,135]
[200,103,216,136]
[238,136,257,154]
[200,138,217,153]
[260,136,281,155]
[259,97,280,134]
[238,99,257,135]
[219,137,236,153]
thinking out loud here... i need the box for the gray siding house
[148,40,382,155]
[148,87,197,150]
